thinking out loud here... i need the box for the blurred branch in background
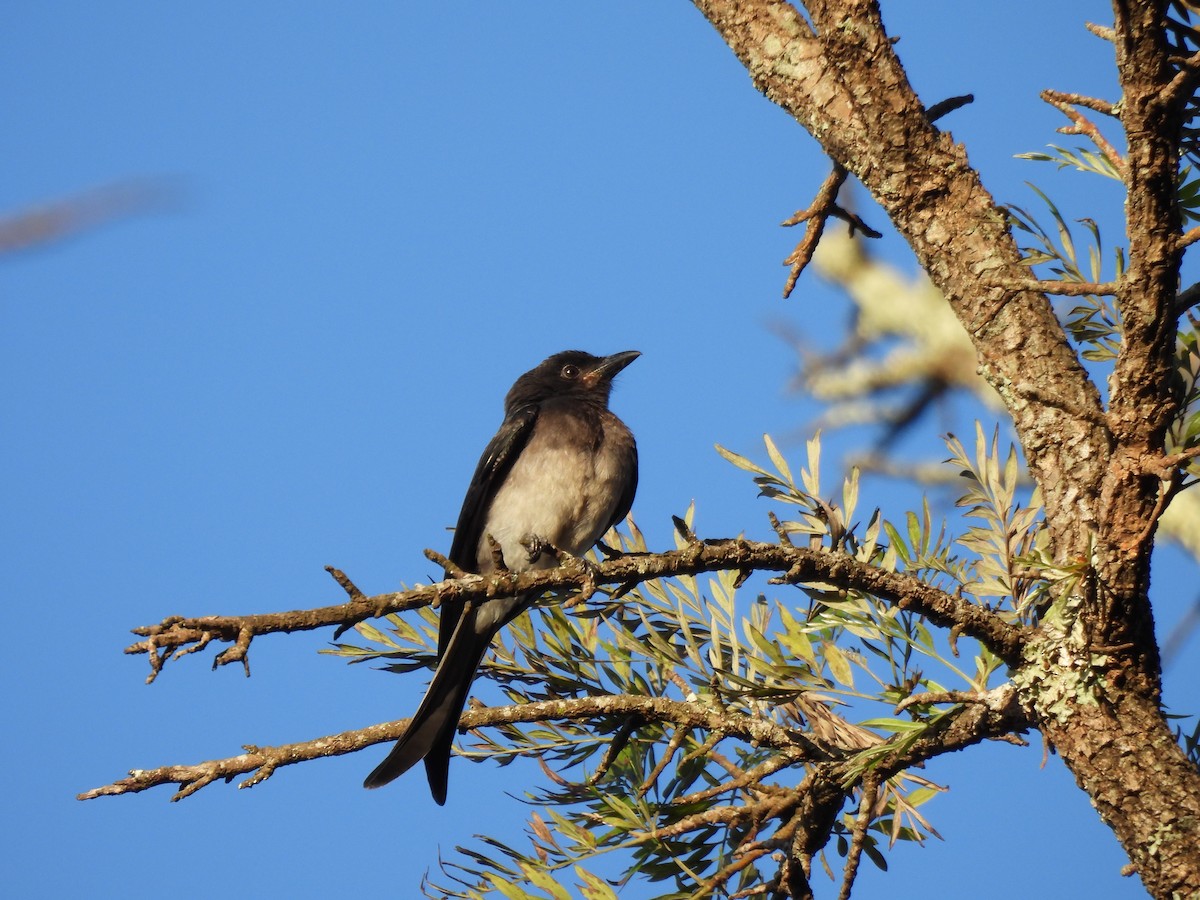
[783,230,1200,665]
[0,179,174,258]
[779,229,1002,454]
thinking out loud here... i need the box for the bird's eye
[561,364,580,379]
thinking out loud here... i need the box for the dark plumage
[363,350,640,802]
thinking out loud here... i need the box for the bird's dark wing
[364,406,540,796]
[604,437,638,535]
[439,403,539,655]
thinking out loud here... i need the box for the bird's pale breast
[477,408,628,574]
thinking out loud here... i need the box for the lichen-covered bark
[691,0,1200,895]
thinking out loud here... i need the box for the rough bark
[691,0,1200,895]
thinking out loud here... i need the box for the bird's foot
[518,534,601,604]
[519,533,552,564]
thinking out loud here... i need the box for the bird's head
[505,350,640,412]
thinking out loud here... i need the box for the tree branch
[780,163,881,299]
[689,0,1110,555]
[122,536,1030,683]
[76,693,828,801]
[1106,0,1184,456]
[984,278,1120,297]
[80,678,1025,813]
[1041,89,1127,176]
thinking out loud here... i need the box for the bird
[364,349,640,802]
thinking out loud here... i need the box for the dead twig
[925,93,974,123]
[837,775,881,900]
[1041,89,1127,177]
[781,164,882,299]
[985,278,1119,297]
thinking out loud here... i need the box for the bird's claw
[520,533,550,564]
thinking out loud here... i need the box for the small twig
[781,166,846,228]
[788,773,847,900]
[1041,89,1117,118]
[1085,22,1116,42]
[1180,226,1200,250]
[701,847,774,898]
[680,727,726,767]
[925,93,974,123]
[0,179,173,256]
[1041,89,1127,176]
[948,622,963,657]
[211,625,253,677]
[671,514,700,545]
[607,581,638,600]
[635,794,799,842]
[837,775,880,900]
[587,715,641,785]
[561,554,600,607]
[639,726,688,796]
[671,749,807,807]
[325,565,365,601]
[486,533,509,571]
[994,732,1030,747]
[767,510,795,547]
[1163,48,1200,106]
[781,164,881,299]
[986,277,1119,297]
[895,689,988,715]
[422,548,468,580]
[172,630,214,662]
[1129,476,1175,550]
[594,540,624,560]
[1177,282,1200,316]
[1147,443,1200,475]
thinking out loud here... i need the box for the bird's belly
[478,440,624,573]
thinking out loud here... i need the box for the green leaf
[714,443,768,476]
[763,433,793,485]
[576,867,619,900]
[803,431,822,496]
[858,717,929,734]
[489,875,535,900]
[524,865,572,900]
[824,642,855,688]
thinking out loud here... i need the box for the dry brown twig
[0,179,173,256]
[123,535,1030,684]
[985,278,1120,297]
[781,164,882,299]
[1041,89,1128,176]
[837,774,881,900]
[78,693,824,802]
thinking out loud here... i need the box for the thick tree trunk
[692,1,1200,895]
[1027,662,1200,896]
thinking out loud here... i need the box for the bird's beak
[586,350,641,386]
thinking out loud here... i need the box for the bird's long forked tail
[362,608,494,803]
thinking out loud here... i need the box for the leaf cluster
[332,427,1050,898]
[1005,189,1124,362]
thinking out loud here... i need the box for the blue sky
[3,3,1189,897]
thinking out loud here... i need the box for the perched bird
[364,349,640,802]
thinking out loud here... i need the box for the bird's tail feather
[362,610,493,800]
